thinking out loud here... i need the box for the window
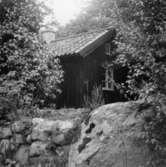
[102,67,114,91]
[105,43,111,56]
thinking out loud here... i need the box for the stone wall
[0,117,80,167]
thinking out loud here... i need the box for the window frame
[102,66,115,91]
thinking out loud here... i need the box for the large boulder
[68,101,166,167]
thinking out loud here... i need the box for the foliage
[0,0,63,109]
[115,0,166,99]
[83,85,104,110]
[114,0,166,163]
[0,97,18,125]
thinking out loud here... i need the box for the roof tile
[49,29,110,56]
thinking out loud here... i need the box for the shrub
[0,0,63,109]
[114,0,166,164]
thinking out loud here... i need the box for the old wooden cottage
[42,28,127,107]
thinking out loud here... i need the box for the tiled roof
[49,28,115,57]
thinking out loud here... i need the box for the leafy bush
[0,97,18,125]
[0,0,63,109]
[114,0,166,164]
[115,0,166,100]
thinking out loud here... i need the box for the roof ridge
[50,27,111,43]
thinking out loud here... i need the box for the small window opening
[102,67,115,91]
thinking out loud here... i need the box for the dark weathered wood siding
[56,40,127,108]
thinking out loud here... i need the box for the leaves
[0,0,63,109]
[115,0,166,99]
[114,0,166,163]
